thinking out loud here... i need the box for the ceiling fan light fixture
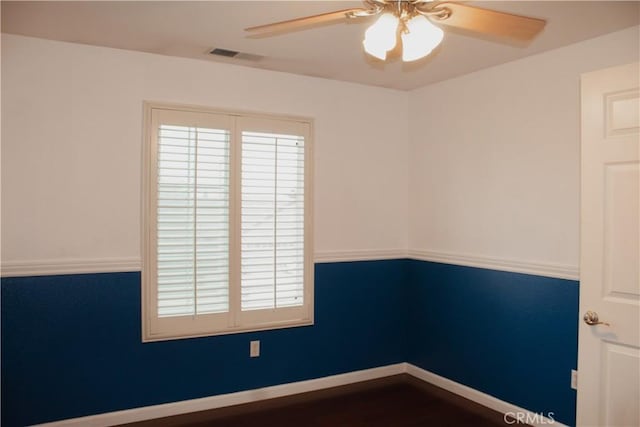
[246,1,546,65]
[362,12,399,60]
[401,14,444,62]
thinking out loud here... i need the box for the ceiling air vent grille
[210,48,239,58]
[209,48,263,62]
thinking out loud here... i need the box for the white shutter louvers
[144,104,312,341]
[241,132,305,311]
[156,125,231,317]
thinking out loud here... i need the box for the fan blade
[433,3,546,41]
[245,8,368,35]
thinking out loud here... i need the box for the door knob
[583,310,610,326]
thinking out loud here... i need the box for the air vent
[210,48,239,58]
[209,48,263,62]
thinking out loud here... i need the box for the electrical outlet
[250,340,260,358]
[571,369,578,390]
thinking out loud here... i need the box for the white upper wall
[408,26,639,276]
[3,26,639,277]
[1,34,409,268]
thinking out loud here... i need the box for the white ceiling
[2,1,639,90]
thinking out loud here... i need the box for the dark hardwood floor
[122,374,512,427]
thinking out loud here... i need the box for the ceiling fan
[245,0,546,62]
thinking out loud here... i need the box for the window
[142,103,313,341]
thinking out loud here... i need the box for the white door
[578,62,639,427]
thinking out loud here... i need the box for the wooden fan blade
[433,3,546,41]
[245,8,368,36]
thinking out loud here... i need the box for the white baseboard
[405,364,568,427]
[34,363,568,427]
[32,364,406,427]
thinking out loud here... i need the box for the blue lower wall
[408,260,579,426]
[1,260,409,426]
[1,259,579,426]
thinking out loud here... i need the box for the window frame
[142,102,314,342]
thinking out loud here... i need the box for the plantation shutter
[144,105,313,341]
[241,131,306,311]
[156,124,231,317]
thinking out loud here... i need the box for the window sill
[142,318,314,343]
